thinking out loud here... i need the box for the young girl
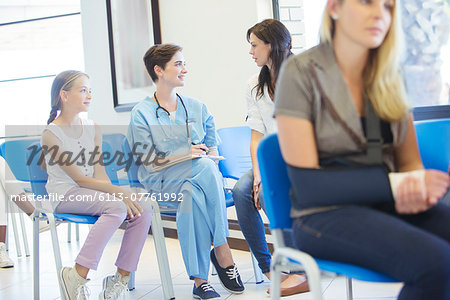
[128,44,244,299]
[41,70,152,300]
[232,19,309,296]
[275,1,450,299]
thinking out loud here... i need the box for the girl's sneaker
[99,271,129,300]
[59,267,90,300]
[0,242,14,268]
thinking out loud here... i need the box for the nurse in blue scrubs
[128,44,244,299]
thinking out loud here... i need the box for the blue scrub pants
[293,201,450,300]
[167,158,228,280]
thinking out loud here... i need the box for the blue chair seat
[289,258,397,282]
[44,213,99,225]
[315,259,398,282]
[116,178,130,186]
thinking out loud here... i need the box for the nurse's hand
[122,193,143,219]
[191,144,208,155]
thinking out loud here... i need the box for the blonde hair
[320,0,408,122]
[48,70,88,124]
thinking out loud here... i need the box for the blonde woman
[275,1,450,299]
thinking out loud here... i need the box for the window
[0,1,84,135]
[278,0,450,119]
[402,0,450,107]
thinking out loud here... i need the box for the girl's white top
[42,118,96,210]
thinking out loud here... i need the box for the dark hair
[47,70,88,124]
[143,44,183,82]
[247,19,292,100]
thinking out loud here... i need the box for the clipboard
[152,154,225,172]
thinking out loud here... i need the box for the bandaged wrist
[388,170,426,200]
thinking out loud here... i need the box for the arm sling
[288,64,394,212]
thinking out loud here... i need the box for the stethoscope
[154,92,191,157]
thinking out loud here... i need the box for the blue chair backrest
[2,138,40,182]
[102,141,120,185]
[257,134,293,230]
[122,137,144,189]
[26,142,49,198]
[217,126,252,180]
[103,133,127,170]
[414,118,450,172]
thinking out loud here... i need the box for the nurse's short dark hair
[143,44,182,82]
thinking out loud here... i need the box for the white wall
[80,0,272,129]
[303,0,327,49]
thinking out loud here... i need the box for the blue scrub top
[127,95,219,191]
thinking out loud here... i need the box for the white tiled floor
[1,221,403,299]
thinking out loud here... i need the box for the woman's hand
[191,144,208,155]
[424,170,449,206]
[253,176,262,210]
[395,170,449,214]
[122,193,143,219]
[395,176,429,214]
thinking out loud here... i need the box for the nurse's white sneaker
[99,271,129,300]
[0,242,14,268]
[59,266,90,300]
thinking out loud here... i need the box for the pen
[191,142,209,153]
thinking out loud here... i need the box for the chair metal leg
[10,204,22,257]
[67,223,71,243]
[5,200,10,251]
[33,214,40,300]
[128,271,135,290]
[211,263,217,276]
[270,253,282,300]
[75,224,79,242]
[19,212,30,256]
[251,251,264,283]
[346,277,353,300]
[272,247,323,300]
[151,204,175,300]
[47,214,64,299]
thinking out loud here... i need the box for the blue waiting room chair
[257,134,400,300]
[2,138,81,244]
[216,126,264,283]
[414,118,450,172]
[27,142,137,300]
[0,138,37,257]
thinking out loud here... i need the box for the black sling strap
[365,98,383,165]
[309,63,383,165]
